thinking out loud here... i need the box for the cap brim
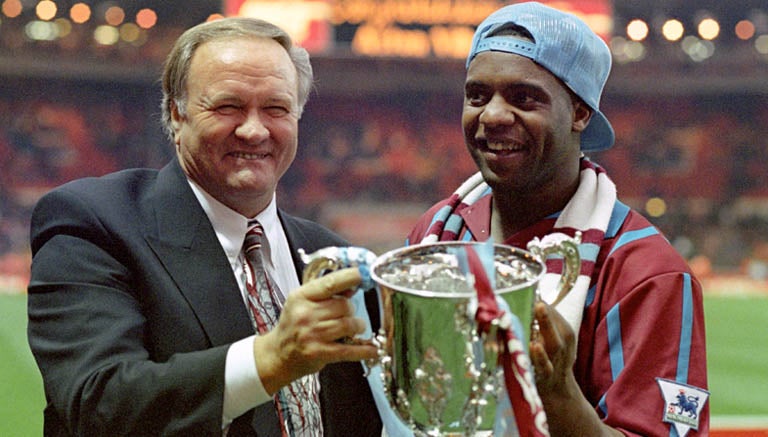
[580,109,614,152]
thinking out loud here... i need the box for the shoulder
[38,168,161,206]
[30,168,163,252]
[598,201,698,291]
[406,197,456,244]
[606,205,680,262]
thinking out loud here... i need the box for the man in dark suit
[27,17,382,436]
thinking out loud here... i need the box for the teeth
[486,142,522,151]
[233,152,268,159]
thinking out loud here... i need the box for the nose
[235,111,269,142]
[478,94,514,127]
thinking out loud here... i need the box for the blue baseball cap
[466,1,615,152]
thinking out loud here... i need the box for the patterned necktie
[242,221,323,436]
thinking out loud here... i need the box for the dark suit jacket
[27,160,382,436]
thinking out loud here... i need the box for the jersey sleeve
[575,218,709,436]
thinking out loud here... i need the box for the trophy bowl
[370,241,547,436]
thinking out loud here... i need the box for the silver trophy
[301,235,580,436]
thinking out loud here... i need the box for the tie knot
[244,221,265,255]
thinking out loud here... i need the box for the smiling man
[404,2,709,436]
[27,18,381,436]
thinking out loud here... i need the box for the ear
[169,101,184,144]
[572,100,593,133]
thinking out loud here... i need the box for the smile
[480,141,526,155]
[231,152,269,159]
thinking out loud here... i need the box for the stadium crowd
[1,86,768,289]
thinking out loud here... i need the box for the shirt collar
[186,179,279,261]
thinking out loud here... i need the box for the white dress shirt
[186,180,301,427]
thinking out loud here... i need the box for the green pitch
[1,293,766,435]
[704,294,768,416]
[0,294,44,437]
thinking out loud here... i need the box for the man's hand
[253,267,378,394]
[529,301,623,436]
[529,301,578,396]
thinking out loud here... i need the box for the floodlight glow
[105,6,125,26]
[36,0,56,21]
[735,20,755,40]
[70,3,91,24]
[627,19,649,41]
[94,24,119,45]
[698,18,720,40]
[135,9,157,29]
[2,0,23,18]
[662,19,685,41]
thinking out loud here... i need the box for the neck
[221,191,273,220]
[490,179,578,242]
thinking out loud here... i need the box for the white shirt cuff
[222,336,272,425]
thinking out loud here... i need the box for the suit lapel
[279,212,310,282]
[144,161,254,346]
[279,211,341,283]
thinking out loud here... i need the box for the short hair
[160,17,314,140]
[487,23,535,42]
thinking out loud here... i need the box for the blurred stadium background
[0,0,767,435]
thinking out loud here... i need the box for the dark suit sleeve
[28,186,228,436]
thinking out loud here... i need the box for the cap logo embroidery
[656,378,710,436]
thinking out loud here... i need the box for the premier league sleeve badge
[657,378,710,436]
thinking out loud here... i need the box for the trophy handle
[298,246,379,348]
[527,231,582,307]
[299,246,346,283]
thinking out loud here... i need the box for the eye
[265,105,291,117]
[508,90,536,106]
[506,86,547,109]
[214,104,241,115]
[465,86,490,106]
